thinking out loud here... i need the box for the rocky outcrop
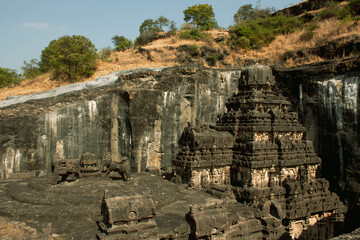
[0,66,240,179]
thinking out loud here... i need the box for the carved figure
[52,158,82,185]
[106,157,131,180]
[79,152,99,175]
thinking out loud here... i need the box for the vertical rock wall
[0,66,240,178]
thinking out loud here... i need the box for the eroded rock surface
[0,65,240,178]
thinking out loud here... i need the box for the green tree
[183,4,216,30]
[0,67,23,88]
[139,19,161,34]
[112,35,133,51]
[234,4,254,24]
[157,16,170,29]
[40,35,97,82]
[21,59,41,79]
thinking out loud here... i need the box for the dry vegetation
[1,5,360,100]
[245,18,360,67]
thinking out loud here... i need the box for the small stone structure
[105,157,131,180]
[80,152,100,176]
[173,64,347,239]
[97,192,157,240]
[52,153,131,183]
[185,202,265,239]
[173,124,234,187]
[52,158,82,184]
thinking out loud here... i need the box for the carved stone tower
[216,64,321,188]
[173,64,347,239]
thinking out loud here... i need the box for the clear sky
[0,0,298,72]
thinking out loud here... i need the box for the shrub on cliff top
[112,35,133,52]
[229,14,301,50]
[40,35,97,82]
[183,4,216,30]
[21,59,41,79]
[0,67,23,88]
[179,28,210,41]
[135,16,174,46]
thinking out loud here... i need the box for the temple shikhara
[173,65,346,239]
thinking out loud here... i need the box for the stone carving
[52,158,82,185]
[185,202,264,239]
[172,124,234,187]
[105,157,131,180]
[52,152,132,184]
[97,191,157,239]
[173,64,347,239]
[80,152,100,176]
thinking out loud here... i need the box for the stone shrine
[97,191,157,240]
[173,64,347,239]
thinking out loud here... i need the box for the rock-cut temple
[173,64,347,239]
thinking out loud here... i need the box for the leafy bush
[135,31,160,46]
[112,35,133,51]
[40,35,97,82]
[179,29,210,41]
[229,15,301,49]
[135,16,174,46]
[318,8,338,20]
[183,4,216,30]
[98,47,112,60]
[234,36,251,49]
[0,67,23,88]
[233,4,275,25]
[206,52,219,66]
[300,11,315,23]
[139,19,162,35]
[299,30,315,41]
[347,0,360,16]
[234,4,254,24]
[181,23,197,30]
[21,59,41,79]
[188,45,200,56]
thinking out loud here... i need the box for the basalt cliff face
[0,66,240,178]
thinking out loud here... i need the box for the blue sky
[0,0,298,72]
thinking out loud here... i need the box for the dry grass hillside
[1,1,360,100]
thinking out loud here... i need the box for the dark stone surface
[0,173,220,239]
[273,61,360,233]
[0,66,240,178]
